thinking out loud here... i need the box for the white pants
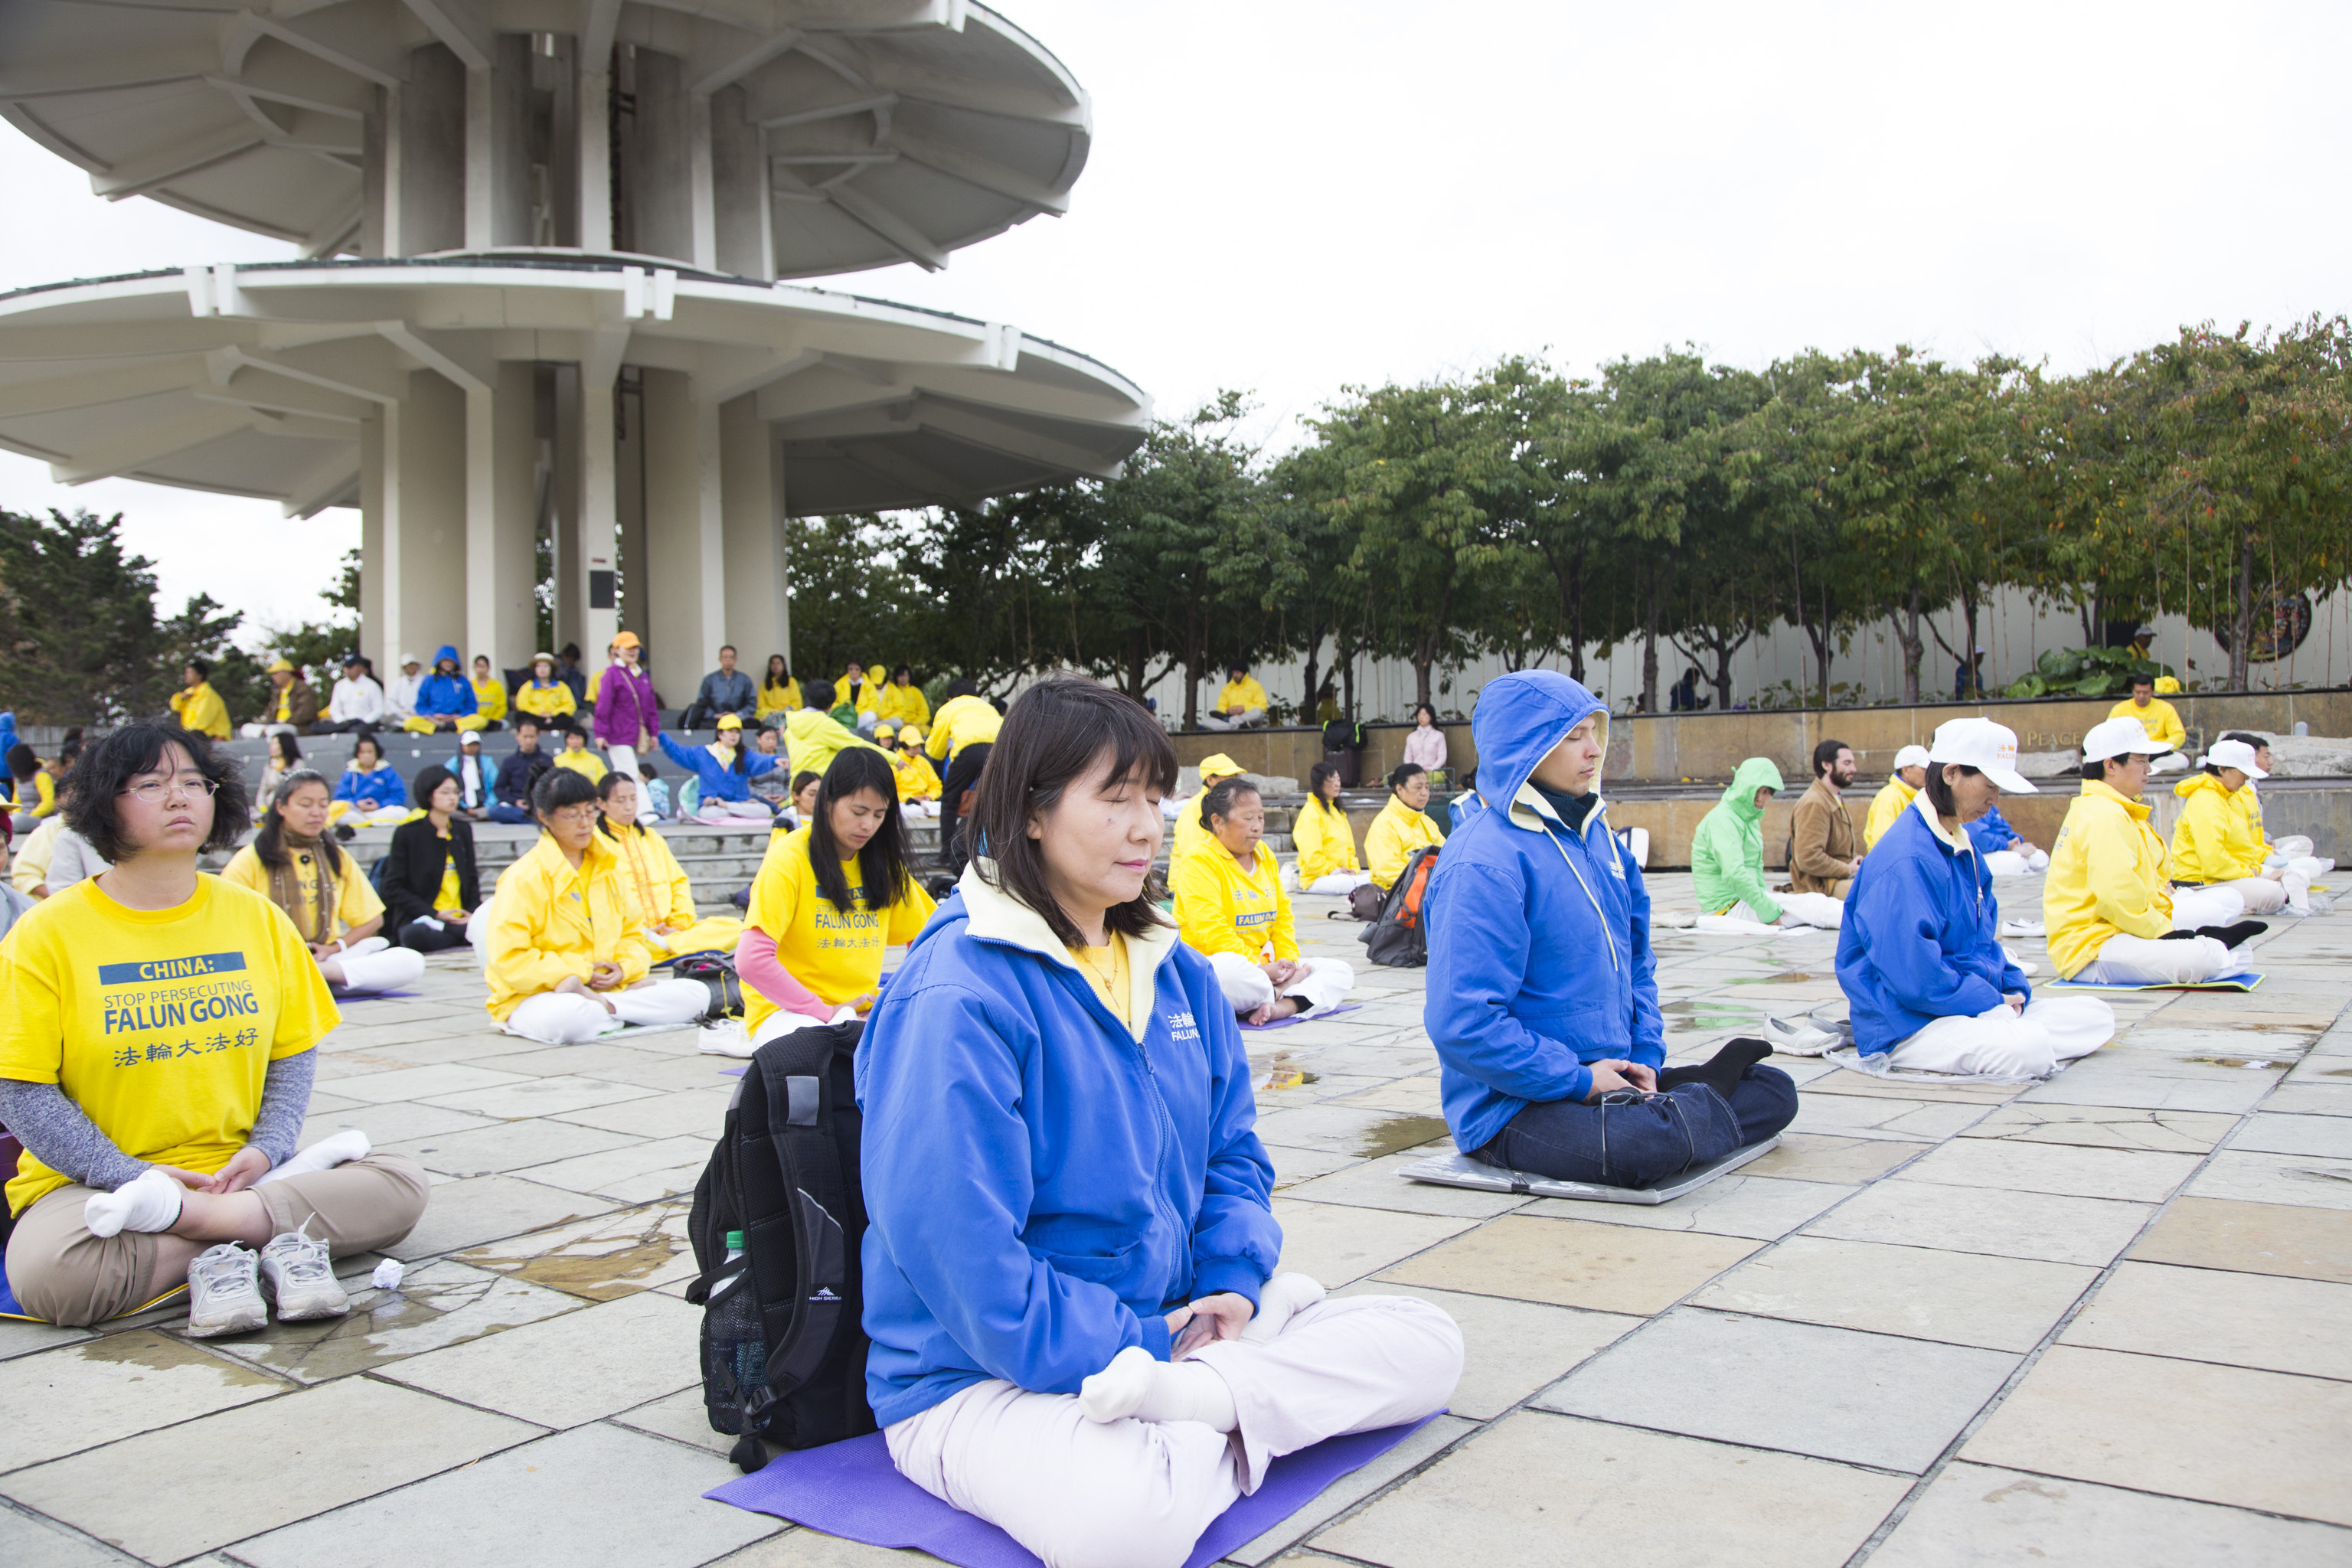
[884,1294,1461,1568]
[325,936,425,994]
[503,978,710,1044]
[338,804,411,827]
[1984,848,2050,876]
[900,799,939,818]
[1305,871,1373,896]
[2194,873,2306,916]
[696,798,773,822]
[2170,885,2247,930]
[1207,951,1354,1018]
[2265,836,2333,878]
[1731,892,1843,929]
[1198,709,1266,731]
[1887,997,2115,1079]
[749,1001,861,1047]
[2150,752,2189,773]
[238,722,296,739]
[2075,933,2252,985]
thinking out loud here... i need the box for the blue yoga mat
[1240,1002,1364,1032]
[704,1413,1438,1568]
[2050,974,2265,993]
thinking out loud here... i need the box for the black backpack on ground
[1321,719,1366,787]
[1359,845,1439,967]
[664,950,744,1018]
[684,1021,874,1472]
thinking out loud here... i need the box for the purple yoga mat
[704,1414,1437,1568]
[1240,1002,1364,1032]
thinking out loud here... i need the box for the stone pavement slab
[2018,1048,2286,1114]
[452,1198,697,1301]
[1956,1102,2239,1152]
[2230,1110,2352,1157]
[382,1115,641,1176]
[2127,1195,2352,1283]
[0,1318,93,1364]
[422,1071,665,1119]
[1227,1413,1475,1566]
[378,1287,702,1428]
[551,1086,734,1138]
[2059,1259,2352,1380]
[1333,1281,1638,1419]
[1898,1138,2202,1203]
[1380,1214,1760,1315]
[0,1500,142,1568]
[1740,1130,1924,1184]
[2188,1148,2352,1210]
[1524,1173,1854,1241]
[0,1331,286,1472]
[324,1061,532,1104]
[300,1099,495,1148]
[1805,1178,2154,1266]
[195,1259,583,1383]
[1690,1236,2096,1352]
[379,1171,616,1260]
[1535,1307,2017,1472]
[1269,1199,1477,1286]
[1277,1153,1530,1219]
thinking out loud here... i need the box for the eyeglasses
[547,806,599,826]
[123,776,217,803]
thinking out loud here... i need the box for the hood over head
[433,644,461,671]
[1467,671,1608,819]
[1720,757,1786,818]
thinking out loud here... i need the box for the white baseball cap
[1928,717,2035,793]
[1892,744,1931,771]
[2203,737,2269,779]
[2081,715,2171,763]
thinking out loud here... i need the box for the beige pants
[3,1155,429,1327]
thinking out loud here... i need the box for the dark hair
[808,747,915,915]
[1812,738,1851,779]
[944,677,979,702]
[594,769,644,837]
[765,655,790,684]
[1413,703,1438,727]
[254,769,345,876]
[186,657,211,679]
[640,760,658,778]
[269,730,303,766]
[1387,763,1428,793]
[514,714,539,733]
[2079,759,2107,782]
[57,737,81,768]
[971,677,1178,949]
[352,733,383,765]
[1308,760,1344,814]
[720,645,736,656]
[892,665,913,684]
[6,743,35,781]
[531,763,598,820]
[560,642,582,661]
[561,725,587,743]
[2220,731,2268,749]
[412,763,456,808]
[64,720,250,863]
[803,678,835,711]
[2128,672,2154,688]
[1199,776,1261,831]
[792,769,822,796]
[1920,762,1979,817]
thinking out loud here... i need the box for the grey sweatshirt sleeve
[248,1050,318,1170]
[0,1078,147,1191]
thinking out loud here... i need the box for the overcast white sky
[2,0,2345,632]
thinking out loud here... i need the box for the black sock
[2196,920,2268,950]
[1658,1037,1772,1099]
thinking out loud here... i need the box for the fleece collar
[956,860,1178,1041]
[1909,787,1973,857]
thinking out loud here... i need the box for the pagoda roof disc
[0,258,1148,514]
[0,0,1089,279]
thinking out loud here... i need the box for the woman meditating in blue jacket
[1425,671,1797,1188]
[858,678,1461,1568]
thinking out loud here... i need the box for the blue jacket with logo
[1836,793,2030,1054]
[856,867,1278,1428]
[1424,671,1664,1156]
[413,645,477,720]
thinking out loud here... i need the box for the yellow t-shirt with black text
[743,826,934,1034]
[0,877,339,1214]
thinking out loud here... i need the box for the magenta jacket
[594,662,660,748]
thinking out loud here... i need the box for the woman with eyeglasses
[0,720,428,1334]
[220,769,428,992]
[480,766,710,1044]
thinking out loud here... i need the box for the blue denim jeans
[485,802,537,825]
[1468,1066,1798,1189]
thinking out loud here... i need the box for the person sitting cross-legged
[378,766,481,953]
[327,734,410,828]
[1292,761,1372,894]
[512,653,578,735]
[2109,674,2189,773]
[1425,671,1798,1189]
[2218,732,2334,879]
[479,767,710,1044]
[313,653,384,736]
[0,721,427,1332]
[168,659,231,740]
[656,712,778,823]
[1173,779,1354,1022]
[1199,662,1269,731]
[1966,795,2050,876]
[404,645,486,733]
[1693,758,1844,929]
[755,655,801,724]
[551,725,608,784]
[596,771,743,959]
[221,769,428,994]
[1838,718,2115,1078]
[468,655,507,731]
[1788,739,1864,900]
[859,678,1461,1568]
[890,724,942,818]
[489,716,554,824]
[1862,745,1929,853]
[1365,763,1446,890]
[2169,738,2310,916]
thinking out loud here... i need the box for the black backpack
[684,1021,875,1472]
[1359,845,1439,967]
[665,951,745,1018]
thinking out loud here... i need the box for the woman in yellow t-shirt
[756,655,802,720]
[552,726,608,783]
[879,665,930,728]
[1292,762,1370,894]
[734,747,936,1046]
[1171,779,1354,1023]
[1366,763,1446,889]
[596,771,743,958]
[0,720,427,1332]
[220,770,426,995]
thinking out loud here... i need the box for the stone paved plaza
[4,871,2350,1566]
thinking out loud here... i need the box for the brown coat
[258,678,319,730]
[1788,776,1859,898]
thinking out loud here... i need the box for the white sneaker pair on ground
[185,1223,351,1338]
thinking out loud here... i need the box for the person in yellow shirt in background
[1172,777,1354,1022]
[927,678,1004,868]
[514,653,578,733]
[2215,731,2335,880]
[2109,674,2187,773]
[239,658,318,737]
[470,655,509,730]
[1169,753,1248,867]
[756,655,802,722]
[733,748,934,1047]
[551,727,608,784]
[1367,763,1446,889]
[8,742,57,835]
[1861,745,1929,853]
[879,665,929,729]
[221,769,427,993]
[2044,717,2259,985]
[2169,738,2309,916]
[482,766,709,1044]
[168,659,231,740]
[890,724,942,816]
[839,658,884,733]
[594,771,743,957]
[1292,761,1371,894]
[1200,662,1269,731]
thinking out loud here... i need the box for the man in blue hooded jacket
[1425,671,1797,1188]
[404,645,486,733]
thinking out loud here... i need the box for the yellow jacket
[2107,696,2186,750]
[852,667,887,715]
[782,709,887,779]
[483,832,651,1018]
[553,749,608,783]
[1171,839,1298,963]
[1292,798,1361,882]
[756,678,802,720]
[926,694,1002,762]
[1861,778,1916,853]
[1216,675,1269,714]
[2169,773,2265,884]
[892,748,942,801]
[1367,796,1445,889]
[2237,782,2266,844]
[472,676,508,722]
[878,681,930,727]
[170,682,230,740]
[514,681,577,722]
[2045,779,2173,978]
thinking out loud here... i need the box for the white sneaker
[185,1244,268,1338]
[258,1223,350,1321]
[1763,1014,1838,1056]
